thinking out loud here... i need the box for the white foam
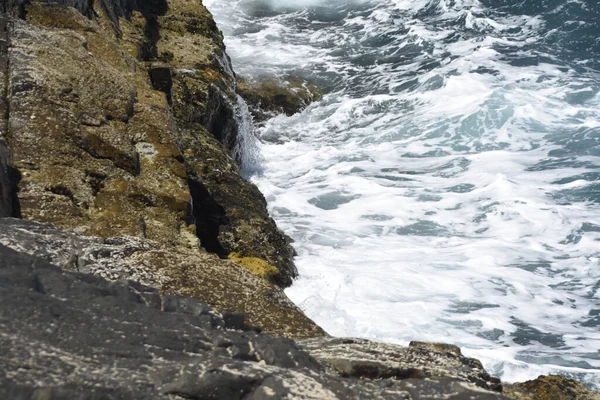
[206,0,600,388]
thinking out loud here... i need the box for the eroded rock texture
[0,0,297,286]
[0,242,511,400]
[299,338,502,392]
[0,218,322,338]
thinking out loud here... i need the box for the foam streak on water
[205,0,600,388]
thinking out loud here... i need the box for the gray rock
[298,337,502,392]
[0,230,509,399]
[0,218,323,337]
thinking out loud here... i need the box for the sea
[203,0,600,389]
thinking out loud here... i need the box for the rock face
[0,1,598,399]
[0,0,297,285]
[0,242,511,400]
[505,376,600,400]
[0,8,20,219]
[299,338,503,393]
[0,218,322,338]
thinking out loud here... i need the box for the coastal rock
[238,77,322,123]
[8,2,192,244]
[157,3,298,284]
[299,337,503,393]
[1,1,597,399]
[0,217,322,338]
[1,0,298,284]
[504,375,600,400]
[0,242,510,400]
[0,11,21,219]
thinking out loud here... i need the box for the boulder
[238,76,322,123]
[505,375,600,400]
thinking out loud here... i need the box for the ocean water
[203,0,600,388]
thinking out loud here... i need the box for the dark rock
[0,241,512,399]
[299,337,504,393]
[222,311,246,330]
[0,141,21,218]
[0,13,20,218]
[148,62,173,103]
[237,77,322,124]
[0,218,323,337]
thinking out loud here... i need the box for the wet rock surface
[237,77,322,124]
[0,240,511,400]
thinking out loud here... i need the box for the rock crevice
[0,7,20,218]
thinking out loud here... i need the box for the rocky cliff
[0,0,317,337]
[0,1,598,399]
[1,0,297,285]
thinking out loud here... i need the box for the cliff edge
[0,0,321,336]
[0,1,598,399]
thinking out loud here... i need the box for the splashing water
[206,0,600,388]
[232,94,263,175]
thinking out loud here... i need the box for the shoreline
[0,1,598,398]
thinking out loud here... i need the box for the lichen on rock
[504,375,600,400]
[299,337,503,393]
[0,241,515,399]
[0,218,324,338]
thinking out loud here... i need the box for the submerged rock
[0,241,511,399]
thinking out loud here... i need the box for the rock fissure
[0,3,20,218]
[186,176,228,258]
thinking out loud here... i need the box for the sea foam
[206,0,600,388]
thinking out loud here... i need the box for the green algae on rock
[228,251,280,280]
[9,2,192,244]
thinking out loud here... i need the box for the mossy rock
[409,341,463,357]
[228,252,279,280]
[10,3,192,245]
